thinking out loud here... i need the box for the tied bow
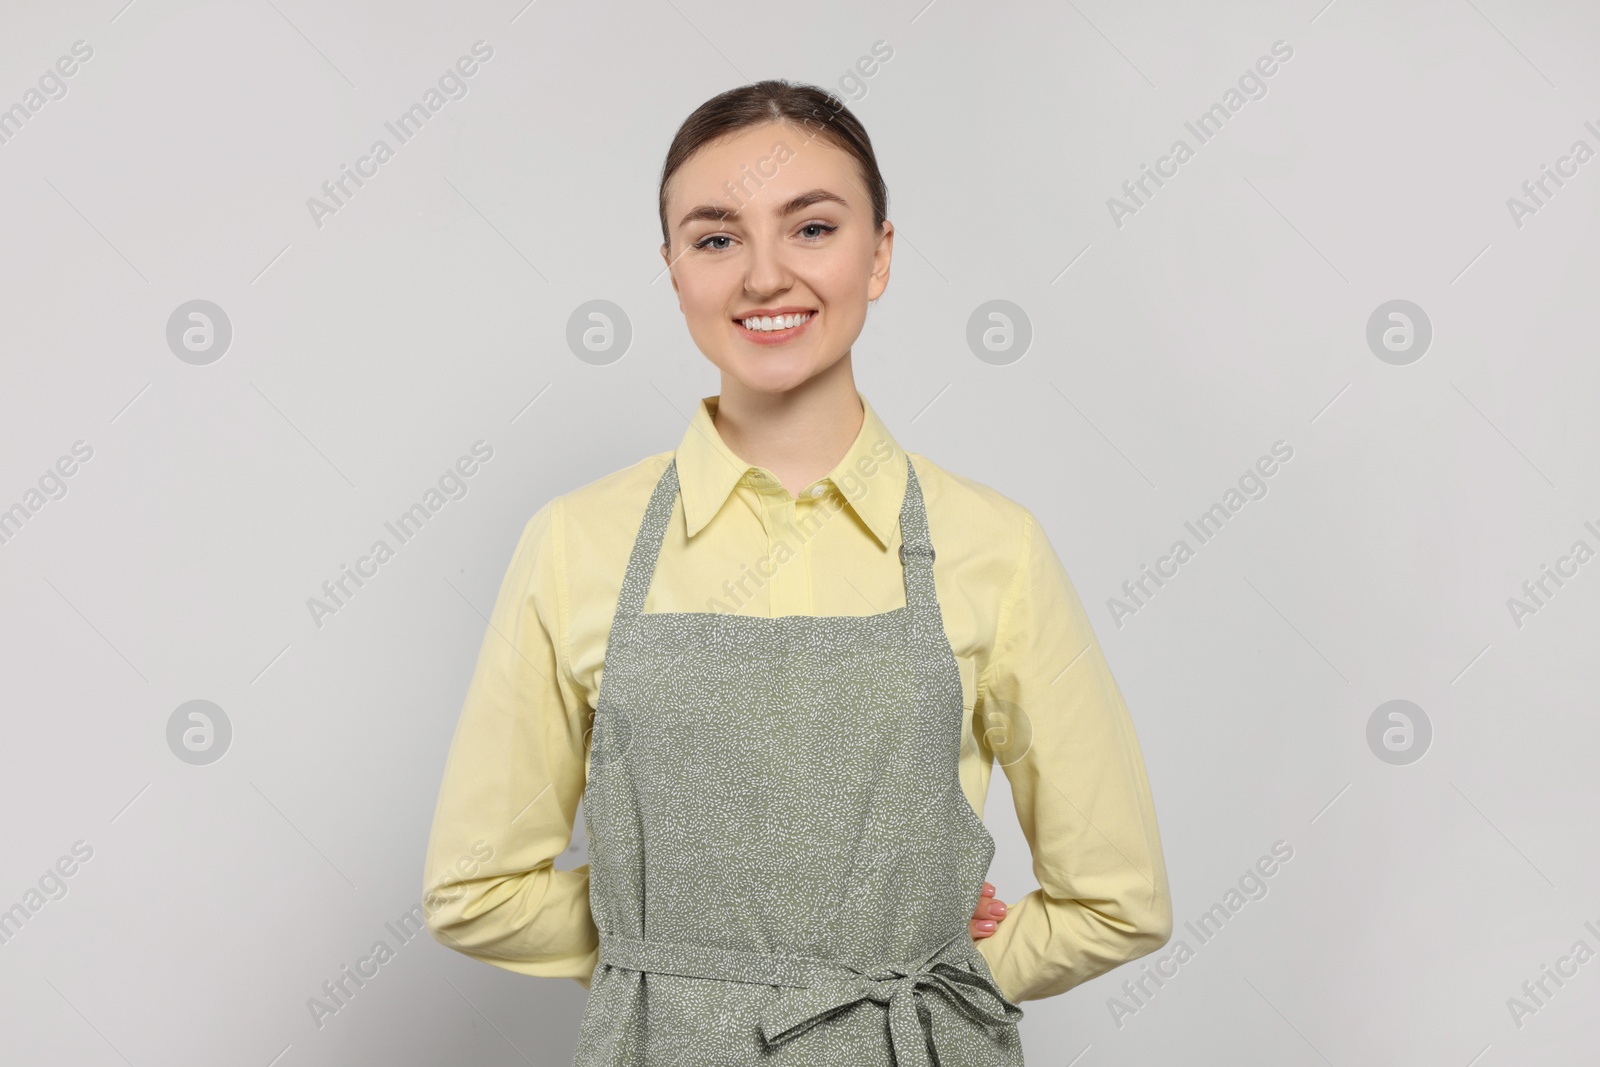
[758,948,1022,1067]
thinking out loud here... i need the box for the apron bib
[574,455,1025,1066]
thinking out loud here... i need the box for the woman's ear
[660,243,681,302]
[867,220,893,302]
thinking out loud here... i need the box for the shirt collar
[674,390,906,549]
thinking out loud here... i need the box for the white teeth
[740,312,812,332]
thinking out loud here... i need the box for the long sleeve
[422,497,600,987]
[973,509,1173,1003]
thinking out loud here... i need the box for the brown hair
[657,79,889,251]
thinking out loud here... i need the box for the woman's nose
[742,237,794,294]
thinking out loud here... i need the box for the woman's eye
[799,223,837,240]
[694,234,733,251]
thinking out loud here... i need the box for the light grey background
[2,0,1597,1064]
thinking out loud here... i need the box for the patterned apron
[574,454,1026,1066]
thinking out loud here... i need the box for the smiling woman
[654,88,891,403]
[423,79,1172,1067]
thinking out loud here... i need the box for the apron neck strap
[897,455,940,617]
[613,454,940,622]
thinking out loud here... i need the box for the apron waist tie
[597,929,1023,1067]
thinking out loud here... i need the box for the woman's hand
[970,881,1008,940]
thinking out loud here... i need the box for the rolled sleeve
[422,497,599,987]
[973,509,1172,1002]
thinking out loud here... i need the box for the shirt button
[808,484,827,498]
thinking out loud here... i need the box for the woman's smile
[732,308,816,346]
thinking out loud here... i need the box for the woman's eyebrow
[677,188,849,228]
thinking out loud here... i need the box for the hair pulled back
[658,79,888,251]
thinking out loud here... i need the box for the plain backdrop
[2,1,1599,1064]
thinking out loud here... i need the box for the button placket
[764,494,808,616]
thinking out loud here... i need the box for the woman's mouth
[733,310,815,346]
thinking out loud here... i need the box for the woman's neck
[713,357,864,498]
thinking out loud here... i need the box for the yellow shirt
[422,390,1172,1004]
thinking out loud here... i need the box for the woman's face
[660,121,893,395]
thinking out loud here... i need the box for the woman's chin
[716,354,830,395]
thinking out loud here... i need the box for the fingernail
[992,902,1006,915]
[977,920,995,931]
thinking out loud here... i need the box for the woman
[423,80,1172,1065]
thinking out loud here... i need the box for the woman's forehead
[667,130,862,220]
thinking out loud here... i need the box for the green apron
[574,454,1025,1065]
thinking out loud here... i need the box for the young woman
[423,80,1171,1066]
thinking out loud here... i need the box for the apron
[574,454,1026,1066]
